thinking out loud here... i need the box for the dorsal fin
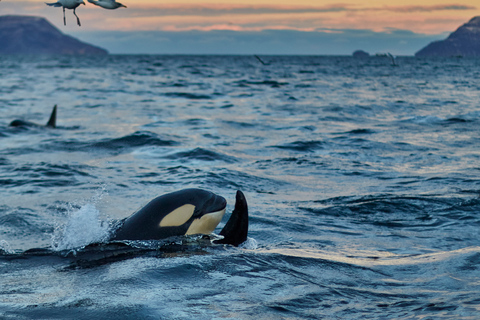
[46,105,57,128]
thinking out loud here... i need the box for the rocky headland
[352,50,370,58]
[0,15,108,55]
[416,16,480,57]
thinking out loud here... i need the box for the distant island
[352,50,370,58]
[416,16,480,57]
[0,15,108,55]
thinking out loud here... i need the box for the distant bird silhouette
[46,0,85,26]
[387,53,398,66]
[254,55,268,66]
[87,0,126,9]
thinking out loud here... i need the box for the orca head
[112,188,227,241]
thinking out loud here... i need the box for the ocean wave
[0,206,53,241]
[90,131,179,150]
[271,140,324,152]
[298,194,480,230]
[201,169,289,192]
[162,147,237,163]
[0,162,91,189]
[344,128,376,134]
[164,92,212,100]
[234,80,289,88]
[42,131,179,154]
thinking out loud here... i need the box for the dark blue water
[1,55,480,319]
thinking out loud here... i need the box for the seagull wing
[90,0,126,9]
[45,2,63,7]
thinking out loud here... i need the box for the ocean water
[0,55,480,319]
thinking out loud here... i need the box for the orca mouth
[184,192,226,235]
[186,208,226,235]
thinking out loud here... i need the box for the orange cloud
[76,3,475,18]
[376,5,476,13]
[1,1,477,34]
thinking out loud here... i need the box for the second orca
[10,105,57,129]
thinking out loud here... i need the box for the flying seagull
[46,0,85,26]
[387,53,398,66]
[87,0,126,9]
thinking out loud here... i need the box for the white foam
[52,203,111,252]
[0,240,13,254]
[408,115,443,124]
[239,237,258,250]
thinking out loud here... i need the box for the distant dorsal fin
[46,105,57,128]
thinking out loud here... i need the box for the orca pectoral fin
[214,190,249,247]
[46,105,57,128]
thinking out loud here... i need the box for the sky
[1,1,479,54]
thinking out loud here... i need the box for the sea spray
[239,237,258,250]
[0,240,13,254]
[52,203,112,252]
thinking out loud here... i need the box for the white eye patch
[159,204,196,227]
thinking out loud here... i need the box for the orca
[111,188,249,247]
[9,105,57,128]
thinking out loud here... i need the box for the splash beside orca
[111,188,249,247]
[9,105,57,129]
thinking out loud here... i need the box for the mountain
[416,16,480,57]
[0,15,108,55]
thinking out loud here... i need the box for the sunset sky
[1,1,478,54]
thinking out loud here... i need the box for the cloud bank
[4,2,474,16]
